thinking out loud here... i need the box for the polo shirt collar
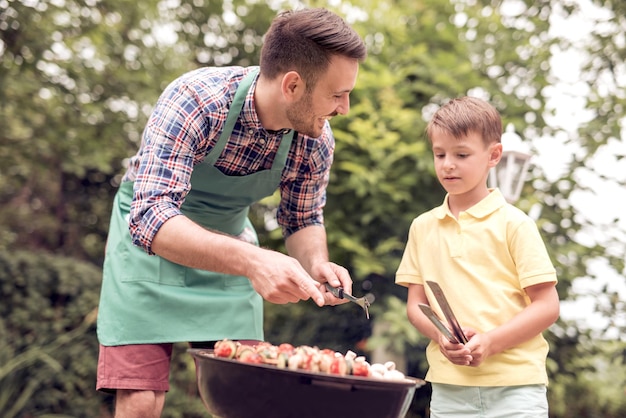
[433,188,507,220]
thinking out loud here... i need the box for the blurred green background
[1,0,625,416]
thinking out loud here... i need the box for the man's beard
[285,92,324,138]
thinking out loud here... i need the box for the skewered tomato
[211,339,407,381]
[352,359,370,377]
[214,339,237,359]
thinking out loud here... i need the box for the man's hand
[246,248,326,307]
[310,261,353,306]
[284,226,353,306]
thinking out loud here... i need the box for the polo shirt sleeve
[508,216,558,289]
[395,218,424,287]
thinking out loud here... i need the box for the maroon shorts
[97,340,259,392]
[97,343,174,393]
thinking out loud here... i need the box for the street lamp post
[489,123,532,204]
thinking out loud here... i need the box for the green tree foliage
[0,250,108,417]
[1,0,169,261]
[1,0,625,416]
[0,0,273,262]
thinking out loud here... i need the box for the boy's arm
[466,281,560,367]
[406,284,442,342]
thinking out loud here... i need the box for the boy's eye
[458,153,469,158]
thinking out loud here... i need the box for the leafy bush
[0,250,112,417]
[0,250,213,417]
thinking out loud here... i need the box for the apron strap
[206,70,258,166]
[205,69,295,169]
[271,130,295,174]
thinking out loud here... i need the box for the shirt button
[248,129,254,135]
[259,138,266,145]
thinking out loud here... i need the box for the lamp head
[488,124,532,204]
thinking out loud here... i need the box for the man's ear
[489,142,503,168]
[281,71,305,103]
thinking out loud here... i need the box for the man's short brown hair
[260,8,367,90]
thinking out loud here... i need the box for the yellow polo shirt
[396,189,557,387]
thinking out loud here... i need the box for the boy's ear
[489,142,503,168]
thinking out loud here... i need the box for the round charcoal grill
[189,349,424,418]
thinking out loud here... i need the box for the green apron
[97,70,295,345]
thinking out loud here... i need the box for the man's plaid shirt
[122,66,333,253]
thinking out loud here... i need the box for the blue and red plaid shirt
[122,66,333,253]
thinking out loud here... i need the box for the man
[96,7,368,418]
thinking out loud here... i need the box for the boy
[396,96,560,417]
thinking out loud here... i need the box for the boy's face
[430,129,502,206]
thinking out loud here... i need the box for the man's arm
[284,225,353,303]
[151,215,325,306]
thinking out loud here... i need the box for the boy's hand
[438,334,472,366]
[463,328,494,367]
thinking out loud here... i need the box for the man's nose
[336,95,350,115]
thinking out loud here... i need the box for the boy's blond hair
[426,97,502,146]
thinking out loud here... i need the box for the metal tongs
[418,281,468,344]
[325,283,371,319]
